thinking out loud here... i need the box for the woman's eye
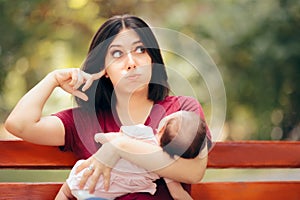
[112,50,122,58]
[135,46,146,54]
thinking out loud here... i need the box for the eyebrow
[109,40,143,49]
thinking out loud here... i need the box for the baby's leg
[55,182,76,200]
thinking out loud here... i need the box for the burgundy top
[54,96,210,199]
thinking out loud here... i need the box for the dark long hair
[75,15,170,112]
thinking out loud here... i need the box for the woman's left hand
[75,142,121,193]
[75,156,112,193]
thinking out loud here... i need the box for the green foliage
[0,0,299,140]
[210,0,300,140]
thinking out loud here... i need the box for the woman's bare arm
[95,135,208,184]
[75,137,207,192]
[5,71,66,145]
[5,68,104,146]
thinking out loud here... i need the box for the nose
[126,52,136,70]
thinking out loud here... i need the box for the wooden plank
[0,182,62,200]
[208,141,300,168]
[0,141,77,169]
[191,181,300,200]
[1,140,300,169]
[0,182,299,200]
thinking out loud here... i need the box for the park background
[0,0,299,182]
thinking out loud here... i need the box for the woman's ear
[101,68,109,78]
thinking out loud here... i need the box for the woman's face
[104,28,152,95]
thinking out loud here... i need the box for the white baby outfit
[67,124,160,200]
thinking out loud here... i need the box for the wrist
[45,70,60,88]
[93,143,120,167]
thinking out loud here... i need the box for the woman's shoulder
[53,107,83,117]
[53,107,102,122]
[155,95,201,114]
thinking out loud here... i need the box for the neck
[115,90,153,125]
[117,91,149,107]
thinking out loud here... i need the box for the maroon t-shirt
[54,95,210,199]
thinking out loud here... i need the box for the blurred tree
[225,0,300,140]
[139,0,300,140]
[0,0,299,140]
[186,0,300,140]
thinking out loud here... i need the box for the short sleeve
[52,108,97,159]
[52,108,77,152]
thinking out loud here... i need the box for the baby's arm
[94,132,122,144]
[164,178,193,200]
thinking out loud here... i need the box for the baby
[57,111,208,200]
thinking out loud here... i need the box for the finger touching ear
[92,69,106,80]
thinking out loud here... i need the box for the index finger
[103,167,112,191]
[82,69,106,91]
[75,159,91,174]
[91,69,106,80]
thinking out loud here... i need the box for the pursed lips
[126,73,141,80]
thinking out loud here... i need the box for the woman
[5,15,210,199]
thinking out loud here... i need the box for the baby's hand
[94,132,122,144]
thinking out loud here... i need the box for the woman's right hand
[52,68,105,101]
[5,67,105,145]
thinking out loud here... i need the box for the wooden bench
[1,140,300,200]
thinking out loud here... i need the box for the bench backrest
[1,140,300,200]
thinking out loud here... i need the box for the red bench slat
[191,181,300,200]
[208,141,300,168]
[1,140,300,169]
[0,182,62,200]
[0,141,77,169]
[0,181,299,200]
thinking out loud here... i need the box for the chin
[126,85,149,96]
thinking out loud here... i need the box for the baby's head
[156,111,207,159]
